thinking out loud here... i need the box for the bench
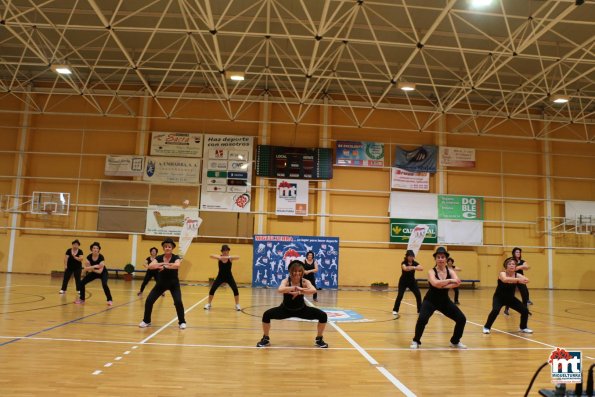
[416,278,480,289]
[107,268,147,279]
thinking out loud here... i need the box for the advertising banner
[252,235,339,289]
[200,135,254,212]
[439,146,475,168]
[389,219,438,244]
[438,195,484,220]
[150,132,203,157]
[105,155,145,177]
[391,167,430,191]
[276,179,309,216]
[335,141,384,167]
[143,156,200,184]
[145,205,199,236]
[438,219,483,245]
[389,192,438,219]
[394,145,438,173]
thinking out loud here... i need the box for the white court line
[92,370,102,375]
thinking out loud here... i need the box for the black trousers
[304,274,318,300]
[209,273,239,296]
[393,278,422,313]
[413,298,466,345]
[506,283,530,310]
[143,278,186,325]
[79,271,112,301]
[452,287,460,303]
[139,269,159,293]
[485,295,529,330]
[262,305,327,324]
[61,266,82,291]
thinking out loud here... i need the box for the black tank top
[515,259,525,275]
[400,260,419,282]
[424,267,452,303]
[282,278,305,311]
[303,260,316,282]
[495,274,518,299]
[218,259,233,276]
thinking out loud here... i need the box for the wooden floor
[0,274,593,396]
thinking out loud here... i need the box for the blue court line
[0,300,138,347]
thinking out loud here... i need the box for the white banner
[437,219,483,245]
[439,146,476,168]
[200,135,254,212]
[104,155,144,176]
[389,192,438,219]
[150,132,203,157]
[275,179,309,216]
[143,156,200,185]
[406,224,429,256]
[178,216,202,257]
[391,167,430,191]
[145,205,199,236]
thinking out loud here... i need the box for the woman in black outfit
[447,257,462,305]
[60,239,83,294]
[204,245,241,311]
[410,247,467,349]
[256,260,328,348]
[504,247,531,315]
[139,238,186,329]
[392,249,423,318]
[75,242,113,306]
[303,251,319,302]
[137,247,159,296]
[483,257,533,334]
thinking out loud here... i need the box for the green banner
[207,170,228,178]
[389,219,438,243]
[438,195,484,220]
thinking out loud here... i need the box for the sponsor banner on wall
[390,219,438,244]
[389,192,438,219]
[143,156,200,184]
[439,146,475,168]
[438,219,483,245]
[394,145,438,173]
[200,135,254,212]
[105,155,145,176]
[438,195,484,220]
[391,167,430,191]
[150,132,203,157]
[276,179,309,216]
[252,235,339,289]
[145,205,199,236]
[256,145,333,179]
[335,141,384,167]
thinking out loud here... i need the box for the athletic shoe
[520,328,533,334]
[138,321,150,328]
[74,299,84,304]
[450,342,467,349]
[315,337,328,348]
[410,341,420,349]
[235,304,242,311]
[137,292,142,296]
[482,327,490,334]
[503,308,510,316]
[256,336,270,347]
[454,301,460,305]
[527,300,533,305]
[107,300,113,306]
[392,311,400,318]
[204,303,211,310]
[179,323,187,330]
[313,299,318,302]
[59,290,65,294]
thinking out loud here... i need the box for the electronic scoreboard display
[256,145,333,180]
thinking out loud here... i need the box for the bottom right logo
[549,348,582,383]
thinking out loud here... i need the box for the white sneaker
[235,304,242,311]
[392,311,400,318]
[204,303,211,310]
[450,342,467,349]
[520,328,533,334]
[179,323,187,330]
[107,301,113,306]
[59,290,65,294]
[482,327,490,334]
[410,341,419,349]
[138,321,150,328]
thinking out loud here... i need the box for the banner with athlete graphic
[252,235,339,289]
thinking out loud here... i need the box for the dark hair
[149,247,158,254]
[71,239,81,245]
[161,237,176,248]
[288,260,305,272]
[404,249,415,261]
[306,251,315,259]
[447,257,454,264]
[503,257,516,268]
[221,244,231,251]
[90,241,101,250]
[512,247,522,258]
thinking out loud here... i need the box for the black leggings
[505,283,529,310]
[413,298,466,345]
[209,273,239,296]
[452,287,460,302]
[393,278,422,313]
[61,266,82,291]
[485,295,529,330]
[143,279,186,325]
[79,271,112,302]
[262,305,327,324]
[139,269,159,293]
[305,274,318,300]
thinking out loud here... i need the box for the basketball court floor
[1,273,593,396]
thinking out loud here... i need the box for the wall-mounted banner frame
[150,132,204,157]
[335,141,384,167]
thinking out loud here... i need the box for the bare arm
[499,272,529,284]
[277,278,295,294]
[93,261,105,274]
[428,269,460,289]
[296,279,317,295]
[147,259,162,270]
[516,262,530,271]
[162,258,181,270]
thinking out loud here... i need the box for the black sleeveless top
[217,259,233,276]
[282,278,305,311]
[424,267,452,303]
[515,259,526,275]
[495,274,518,299]
[400,260,419,282]
[303,260,316,282]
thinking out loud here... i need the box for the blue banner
[393,145,438,173]
[252,235,339,289]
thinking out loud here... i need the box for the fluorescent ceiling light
[51,64,72,75]
[397,82,416,91]
[470,0,493,7]
[551,95,569,104]
[226,71,245,81]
